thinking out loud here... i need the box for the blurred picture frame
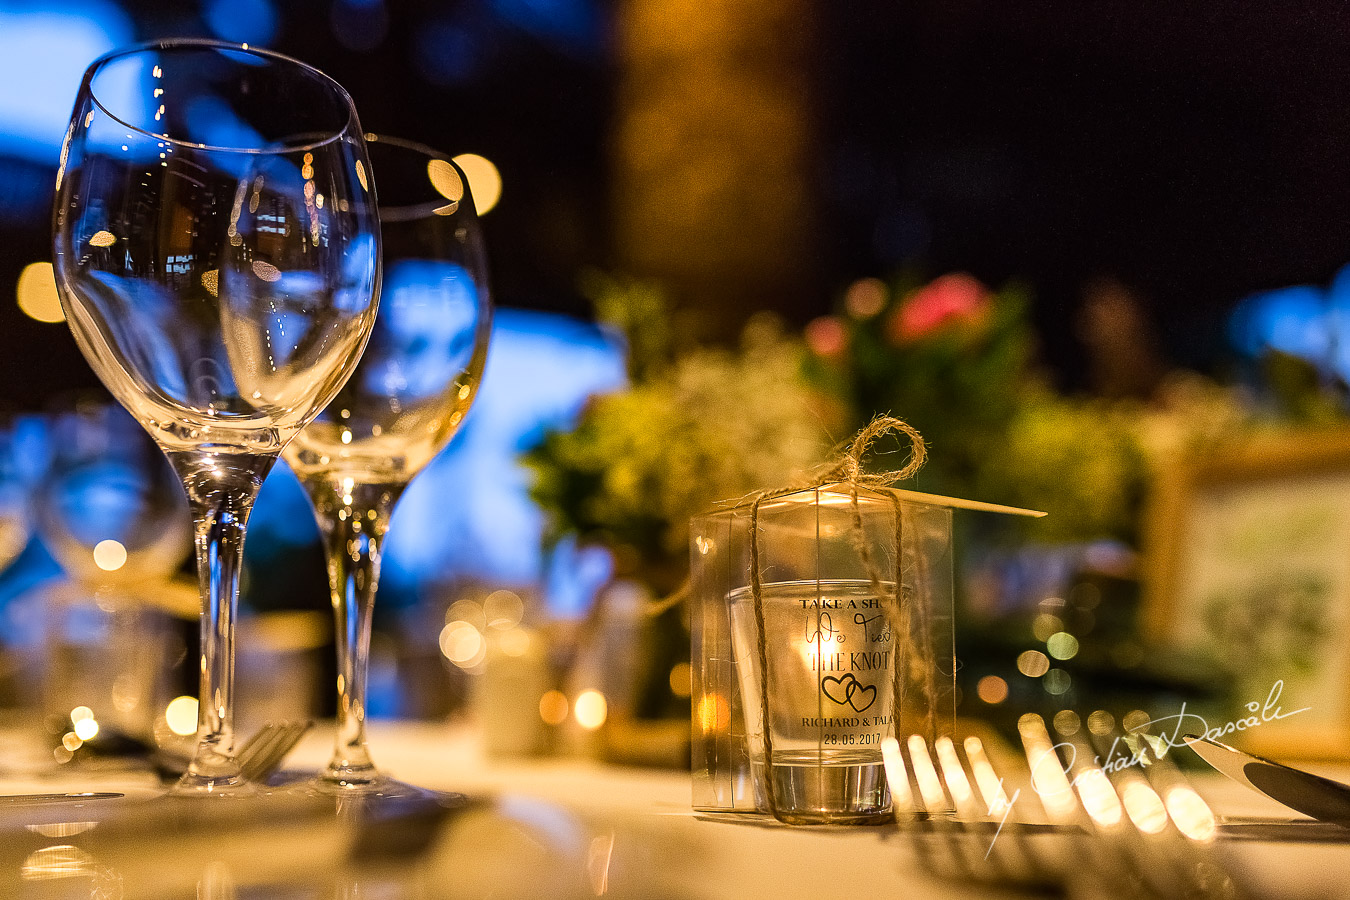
[1142,428,1350,760]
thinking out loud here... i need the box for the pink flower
[887,273,991,344]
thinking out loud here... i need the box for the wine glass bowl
[33,403,191,587]
[53,40,381,794]
[55,41,380,457]
[282,135,492,795]
[285,138,488,484]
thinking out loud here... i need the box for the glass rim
[80,38,361,155]
[364,132,474,221]
[727,579,898,601]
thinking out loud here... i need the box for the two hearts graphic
[821,673,877,713]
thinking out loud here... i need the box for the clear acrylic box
[690,482,958,823]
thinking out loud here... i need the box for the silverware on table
[1183,733,1350,827]
[1020,714,1249,900]
[887,733,1062,895]
[26,720,314,792]
[237,720,314,785]
[0,791,124,804]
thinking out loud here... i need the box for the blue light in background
[380,307,626,605]
[330,0,389,53]
[413,18,484,87]
[1226,262,1350,384]
[0,158,51,222]
[184,95,267,157]
[0,1,132,164]
[489,0,602,53]
[246,308,627,616]
[1228,284,1330,362]
[203,0,278,47]
[1325,263,1350,381]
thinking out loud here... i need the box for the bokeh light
[92,539,127,572]
[439,620,486,668]
[975,674,1008,704]
[1016,649,1050,677]
[695,693,730,733]
[427,157,465,205]
[16,262,63,323]
[844,277,887,318]
[165,696,199,736]
[1052,709,1081,736]
[668,661,692,698]
[1046,631,1079,660]
[538,689,568,725]
[1032,613,1063,642]
[1164,785,1217,842]
[804,316,847,356]
[483,589,524,628]
[1122,781,1169,834]
[1043,668,1072,695]
[1122,709,1153,734]
[573,689,606,730]
[1086,709,1116,736]
[73,716,99,741]
[445,599,486,630]
[453,153,501,214]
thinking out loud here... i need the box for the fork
[77,720,313,785]
[1096,725,1250,900]
[887,733,1063,895]
[1018,713,1248,900]
[236,720,313,785]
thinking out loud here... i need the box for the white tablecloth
[0,720,1345,899]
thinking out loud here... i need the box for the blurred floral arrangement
[522,268,1350,745]
[790,270,1350,731]
[802,272,1350,547]
[527,269,1350,572]
[802,272,1152,544]
[523,273,837,589]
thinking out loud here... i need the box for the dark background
[5,0,1350,404]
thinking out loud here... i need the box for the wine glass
[52,40,381,794]
[283,135,492,796]
[33,402,191,588]
[31,402,192,755]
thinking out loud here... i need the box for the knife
[0,792,124,805]
[1183,734,1350,827]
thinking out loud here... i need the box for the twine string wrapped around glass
[693,417,1041,823]
[742,418,927,823]
[693,412,1050,824]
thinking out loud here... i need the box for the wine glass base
[309,772,450,802]
[171,770,260,798]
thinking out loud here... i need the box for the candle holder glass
[691,483,957,824]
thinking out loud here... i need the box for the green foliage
[804,275,1036,499]
[977,390,1148,544]
[529,270,1350,566]
[524,278,834,570]
[805,273,1040,502]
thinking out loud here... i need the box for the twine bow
[748,415,928,821]
[813,415,927,490]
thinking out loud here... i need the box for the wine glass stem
[169,450,276,792]
[310,481,400,785]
